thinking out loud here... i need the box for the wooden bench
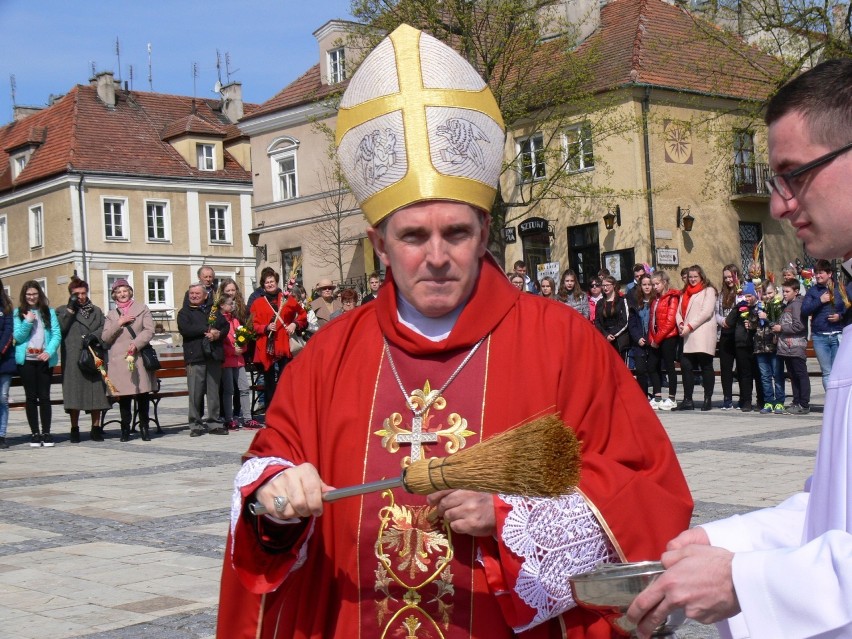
[9,365,64,410]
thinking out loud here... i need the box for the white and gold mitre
[335,24,506,227]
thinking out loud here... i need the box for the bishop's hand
[427,489,496,537]
[256,463,332,520]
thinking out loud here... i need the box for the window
[29,204,44,248]
[145,200,171,242]
[733,130,756,190]
[328,47,346,84]
[563,122,595,172]
[34,278,47,298]
[518,133,545,183]
[197,143,215,171]
[144,271,174,313]
[105,272,133,311]
[103,198,128,240]
[0,216,7,257]
[12,154,27,179]
[208,203,231,244]
[282,247,303,282]
[739,222,763,277]
[276,154,298,201]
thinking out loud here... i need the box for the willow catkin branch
[403,415,581,497]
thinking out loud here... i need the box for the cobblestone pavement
[0,379,826,638]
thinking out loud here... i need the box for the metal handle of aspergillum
[248,476,404,516]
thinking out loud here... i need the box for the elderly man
[628,59,852,638]
[177,282,229,436]
[182,265,217,311]
[217,25,691,639]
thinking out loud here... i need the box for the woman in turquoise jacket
[14,281,61,447]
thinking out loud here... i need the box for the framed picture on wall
[600,248,635,286]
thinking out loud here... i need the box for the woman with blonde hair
[538,276,557,300]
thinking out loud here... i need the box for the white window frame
[328,47,346,84]
[518,133,546,184]
[144,271,174,315]
[207,203,232,244]
[562,122,595,173]
[102,197,129,241]
[145,199,171,243]
[12,154,27,179]
[0,215,7,257]
[268,137,300,202]
[29,203,44,249]
[104,271,134,311]
[34,277,47,298]
[197,143,215,171]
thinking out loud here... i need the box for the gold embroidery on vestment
[375,489,455,637]
[374,381,476,468]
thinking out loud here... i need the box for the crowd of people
[0,264,388,448]
[510,256,851,415]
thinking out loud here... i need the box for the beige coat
[675,287,718,355]
[101,300,157,396]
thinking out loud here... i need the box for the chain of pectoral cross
[382,335,486,462]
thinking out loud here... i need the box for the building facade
[0,72,257,319]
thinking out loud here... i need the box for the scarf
[680,282,704,316]
[78,299,94,319]
[116,299,134,312]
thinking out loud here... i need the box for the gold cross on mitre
[335,24,505,227]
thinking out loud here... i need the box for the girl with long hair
[595,276,630,353]
[558,269,589,319]
[14,281,61,446]
[715,264,741,410]
[0,280,15,449]
[675,265,718,410]
[648,271,681,410]
[539,276,557,300]
[627,274,657,397]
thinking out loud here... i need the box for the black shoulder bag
[121,310,161,371]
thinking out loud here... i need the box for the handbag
[122,313,161,371]
[78,334,105,375]
[289,334,306,356]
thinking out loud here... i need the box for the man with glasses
[629,58,852,638]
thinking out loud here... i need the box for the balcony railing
[731,162,771,197]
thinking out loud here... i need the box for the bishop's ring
[273,495,288,513]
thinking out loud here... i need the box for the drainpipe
[77,173,89,282]
[642,87,658,268]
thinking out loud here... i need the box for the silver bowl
[570,561,685,636]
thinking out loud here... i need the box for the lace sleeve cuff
[500,491,618,632]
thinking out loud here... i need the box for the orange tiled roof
[160,112,227,140]
[0,84,258,193]
[246,0,781,124]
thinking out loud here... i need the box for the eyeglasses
[765,141,852,200]
[590,282,601,288]
[319,286,334,291]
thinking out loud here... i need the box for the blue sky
[0,0,354,122]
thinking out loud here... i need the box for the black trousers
[648,337,678,398]
[118,395,150,428]
[19,360,52,434]
[718,333,736,401]
[681,352,714,402]
[733,346,754,404]
[781,356,811,408]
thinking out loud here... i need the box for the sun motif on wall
[664,120,693,164]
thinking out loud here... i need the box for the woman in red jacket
[249,270,307,407]
[648,270,681,411]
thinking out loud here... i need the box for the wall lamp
[603,204,621,230]
[247,231,267,260]
[676,206,695,232]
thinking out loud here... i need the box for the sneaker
[720,398,733,411]
[760,403,773,414]
[0,437,8,449]
[658,398,677,411]
[30,433,42,447]
[774,403,785,415]
[189,429,204,438]
[674,400,695,411]
[208,426,229,435]
[41,433,55,447]
[649,398,662,411]
[242,418,264,430]
[740,402,753,413]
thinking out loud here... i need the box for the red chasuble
[217,255,693,639]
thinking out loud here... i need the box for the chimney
[13,105,43,122]
[95,71,116,107]
[220,82,244,123]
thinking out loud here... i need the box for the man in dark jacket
[178,282,229,436]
